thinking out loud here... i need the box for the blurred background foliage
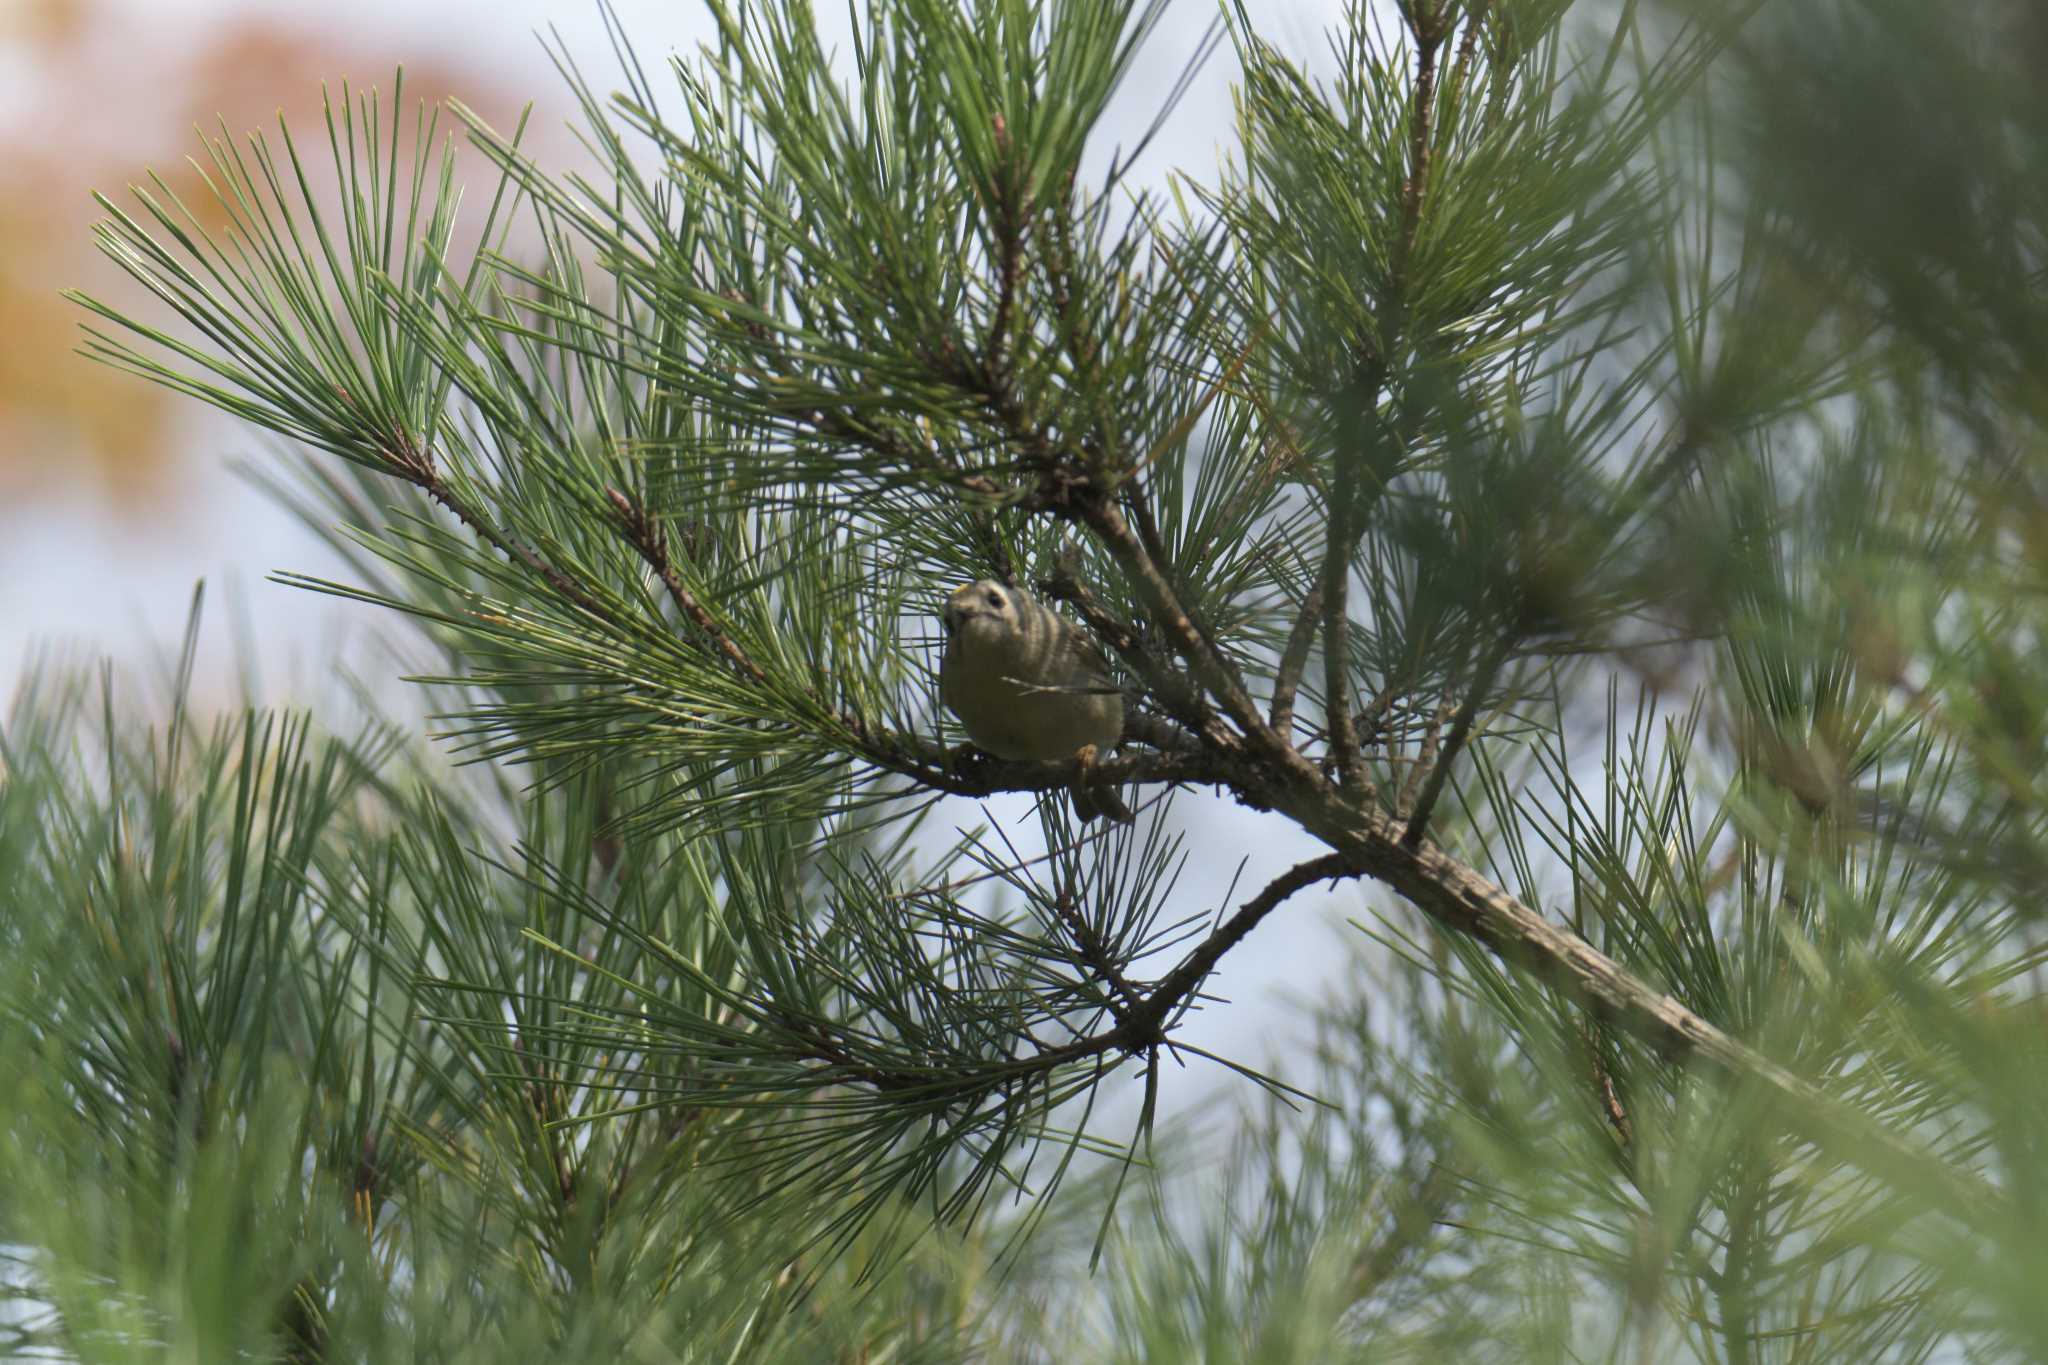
[0,0,541,508]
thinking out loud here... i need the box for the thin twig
[1120,852,1362,1043]
[1075,497,1274,754]
[1402,635,1510,848]
[1576,1019,1634,1150]
[1319,512,1365,786]
[1038,562,1216,740]
[1355,676,1403,751]
[606,486,771,686]
[983,112,1023,386]
[382,435,617,627]
[1270,583,1324,737]
[1052,892,1146,1026]
[1447,0,1492,106]
[1398,694,1456,818]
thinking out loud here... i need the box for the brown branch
[837,855,1357,1091]
[1401,634,1511,848]
[1270,584,1324,737]
[1052,892,1146,1026]
[1037,562,1220,743]
[384,438,620,627]
[878,852,1365,1086]
[1302,803,1998,1231]
[725,852,1358,1109]
[1400,20,1445,260]
[1319,492,1366,788]
[1355,676,1404,752]
[1331,810,1730,1060]
[606,486,771,687]
[1122,710,1202,754]
[1121,852,1362,1044]
[1075,496,1277,756]
[1577,1019,1634,1150]
[1397,694,1455,818]
[899,742,1229,803]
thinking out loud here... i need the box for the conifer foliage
[6,0,2044,1357]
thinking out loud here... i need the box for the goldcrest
[939,579,1132,823]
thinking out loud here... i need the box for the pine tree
[5,0,2043,1358]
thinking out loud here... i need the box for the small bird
[940,579,1133,823]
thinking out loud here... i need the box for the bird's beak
[941,585,973,636]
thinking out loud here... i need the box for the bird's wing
[1067,634,1122,693]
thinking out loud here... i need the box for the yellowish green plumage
[939,579,1131,822]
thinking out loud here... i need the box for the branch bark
[1296,798,1998,1231]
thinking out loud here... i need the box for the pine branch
[56,5,2030,1312]
[954,301,2000,1230]
[1317,803,2000,1233]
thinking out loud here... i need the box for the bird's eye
[985,588,1004,607]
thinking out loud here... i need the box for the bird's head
[942,579,1022,639]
